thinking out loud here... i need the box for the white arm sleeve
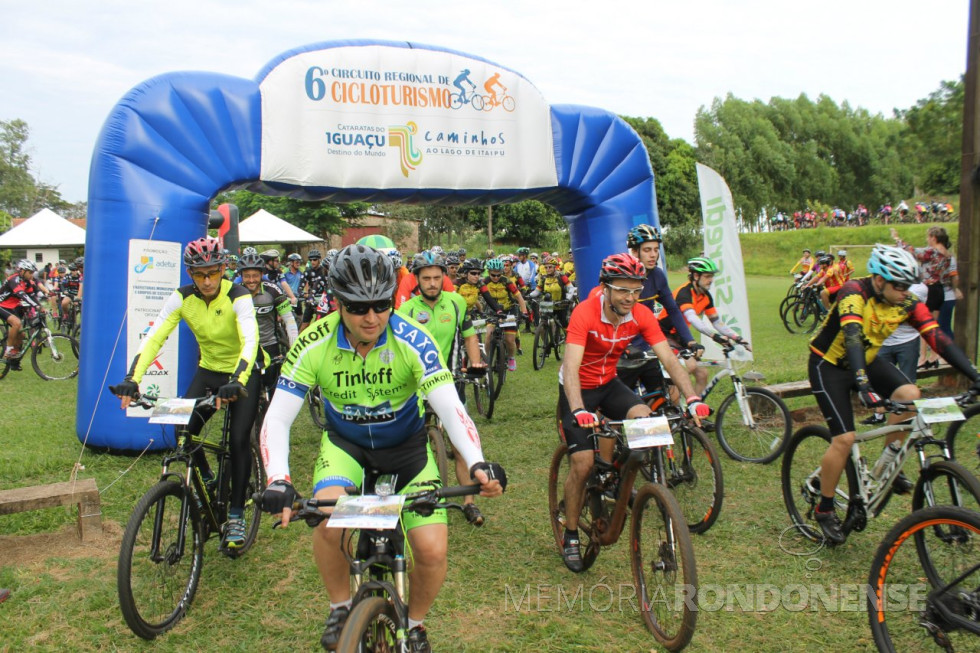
[426,383,485,471]
[281,310,299,346]
[710,315,739,339]
[683,308,715,338]
[259,389,304,484]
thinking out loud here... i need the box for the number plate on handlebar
[326,494,406,529]
[623,416,673,449]
[148,398,197,424]
[913,397,965,423]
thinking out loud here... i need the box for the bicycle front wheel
[118,480,204,639]
[547,444,600,572]
[630,483,698,651]
[428,424,449,485]
[867,505,980,653]
[487,337,507,399]
[551,321,564,361]
[32,333,79,380]
[532,323,549,371]
[781,425,858,544]
[715,387,791,464]
[941,402,980,473]
[911,459,980,585]
[335,596,398,651]
[664,423,724,534]
[307,386,327,431]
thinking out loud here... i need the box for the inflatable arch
[80,39,660,450]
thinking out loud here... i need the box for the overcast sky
[1,0,969,204]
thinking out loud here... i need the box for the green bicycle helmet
[485,258,504,272]
[687,257,719,274]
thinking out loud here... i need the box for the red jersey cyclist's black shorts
[557,378,645,455]
[808,353,912,436]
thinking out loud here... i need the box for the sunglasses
[488,273,501,279]
[467,270,480,275]
[889,281,910,292]
[343,299,393,315]
[605,283,643,297]
[190,269,222,281]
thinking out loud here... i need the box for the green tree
[0,119,69,221]
[212,190,369,238]
[479,200,564,245]
[897,77,963,195]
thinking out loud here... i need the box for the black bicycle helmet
[308,249,322,260]
[461,257,483,272]
[627,224,662,249]
[412,251,448,273]
[238,253,265,271]
[329,245,396,304]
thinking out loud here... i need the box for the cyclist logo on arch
[449,69,516,112]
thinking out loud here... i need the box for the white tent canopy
[0,208,86,247]
[239,209,323,244]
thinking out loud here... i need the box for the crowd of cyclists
[100,223,763,651]
[1,256,83,369]
[769,200,956,230]
[6,212,973,649]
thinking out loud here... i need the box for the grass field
[0,269,971,652]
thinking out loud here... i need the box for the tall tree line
[1,77,964,248]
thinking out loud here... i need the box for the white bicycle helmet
[17,259,38,272]
[867,245,920,284]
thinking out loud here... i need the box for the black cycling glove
[111,378,140,398]
[470,462,508,492]
[217,378,246,401]
[261,480,297,514]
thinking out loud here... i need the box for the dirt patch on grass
[0,519,123,567]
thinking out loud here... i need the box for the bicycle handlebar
[253,483,484,529]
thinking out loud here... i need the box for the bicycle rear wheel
[335,596,399,651]
[663,423,724,534]
[781,425,858,544]
[630,483,698,652]
[547,444,600,572]
[118,480,204,639]
[31,333,79,380]
[867,505,980,653]
[714,387,791,464]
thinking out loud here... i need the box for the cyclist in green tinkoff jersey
[259,244,506,652]
[398,251,488,525]
[237,253,298,394]
[807,245,980,544]
[112,236,260,553]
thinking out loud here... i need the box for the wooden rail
[765,364,953,399]
[0,478,102,541]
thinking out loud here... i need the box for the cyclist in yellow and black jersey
[456,257,504,315]
[529,256,573,328]
[807,245,980,544]
[112,237,260,553]
[483,258,529,372]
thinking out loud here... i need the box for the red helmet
[183,236,226,268]
[600,253,646,282]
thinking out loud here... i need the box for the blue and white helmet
[867,245,921,284]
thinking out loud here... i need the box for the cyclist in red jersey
[557,253,708,572]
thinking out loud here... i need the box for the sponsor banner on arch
[259,45,558,190]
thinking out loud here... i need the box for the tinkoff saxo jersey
[276,311,454,449]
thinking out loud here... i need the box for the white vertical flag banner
[696,163,753,361]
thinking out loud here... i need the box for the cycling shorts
[557,379,644,455]
[808,353,912,436]
[0,305,25,323]
[312,428,445,530]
